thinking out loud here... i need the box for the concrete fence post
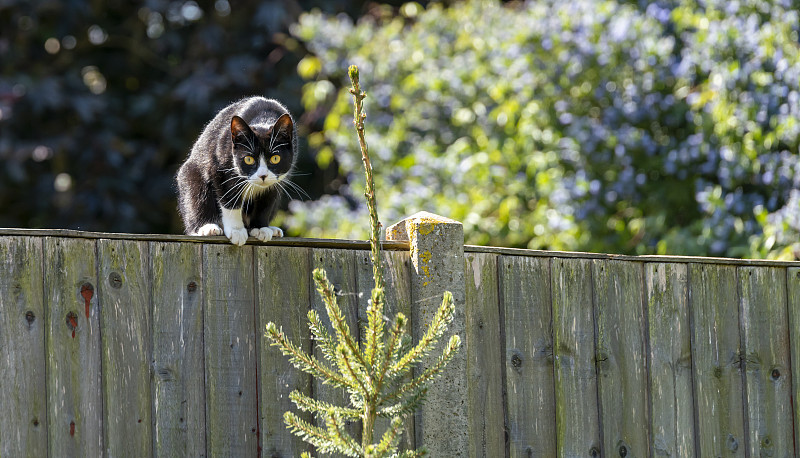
[386,211,468,456]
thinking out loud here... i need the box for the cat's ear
[272,113,294,142]
[230,116,253,143]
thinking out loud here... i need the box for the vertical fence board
[97,239,153,456]
[354,250,415,449]
[644,263,694,457]
[256,246,313,456]
[0,237,46,457]
[739,266,792,457]
[788,267,800,454]
[464,252,505,457]
[310,248,360,453]
[44,237,104,456]
[593,259,649,457]
[689,263,745,456]
[203,244,258,456]
[500,255,556,457]
[150,242,205,457]
[551,257,601,456]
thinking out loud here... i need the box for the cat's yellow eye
[270,155,281,165]
[243,155,255,165]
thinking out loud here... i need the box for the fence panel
[644,263,694,457]
[44,237,104,457]
[0,237,46,457]
[788,267,800,453]
[256,245,313,456]
[203,244,258,456]
[1,229,800,457]
[499,255,555,457]
[689,263,746,456]
[464,252,505,457]
[150,241,206,457]
[593,259,649,457]
[551,257,601,456]
[310,247,360,453]
[739,266,792,457]
[97,239,153,456]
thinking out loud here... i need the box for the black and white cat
[176,97,298,245]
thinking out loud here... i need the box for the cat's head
[230,114,295,188]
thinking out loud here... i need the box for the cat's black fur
[176,97,297,241]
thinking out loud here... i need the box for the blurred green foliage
[0,0,405,233]
[288,0,800,259]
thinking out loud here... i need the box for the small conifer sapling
[265,65,461,457]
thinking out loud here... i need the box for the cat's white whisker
[270,142,289,153]
[274,181,292,201]
[220,175,243,185]
[242,184,251,213]
[282,179,311,201]
[219,179,247,198]
[245,134,255,153]
[220,181,249,208]
[277,180,298,202]
[268,128,276,152]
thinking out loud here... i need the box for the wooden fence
[1,213,800,457]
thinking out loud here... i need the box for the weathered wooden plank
[787,267,800,454]
[688,263,745,456]
[256,246,313,456]
[0,237,46,457]
[310,248,360,454]
[203,244,259,456]
[463,252,504,458]
[644,263,694,457]
[499,255,555,457]
[150,241,205,457]
[551,257,601,456]
[354,250,415,449]
[593,259,649,457]
[739,266,792,457]
[44,237,104,456]
[97,239,153,456]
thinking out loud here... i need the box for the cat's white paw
[195,223,223,236]
[224,226,248,246]
[249,227,273,242]
[249,226,283,242]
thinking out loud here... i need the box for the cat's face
[230,114,294,189]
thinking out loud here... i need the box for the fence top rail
[465,244,800,268]
[0,228,409,251]
[1,227,797,267]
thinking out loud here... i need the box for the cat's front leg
[221,207,249,246]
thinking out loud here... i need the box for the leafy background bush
[2,0,798,259]
[288,0,800,259]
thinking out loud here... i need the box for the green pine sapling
[264,65,461,457]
